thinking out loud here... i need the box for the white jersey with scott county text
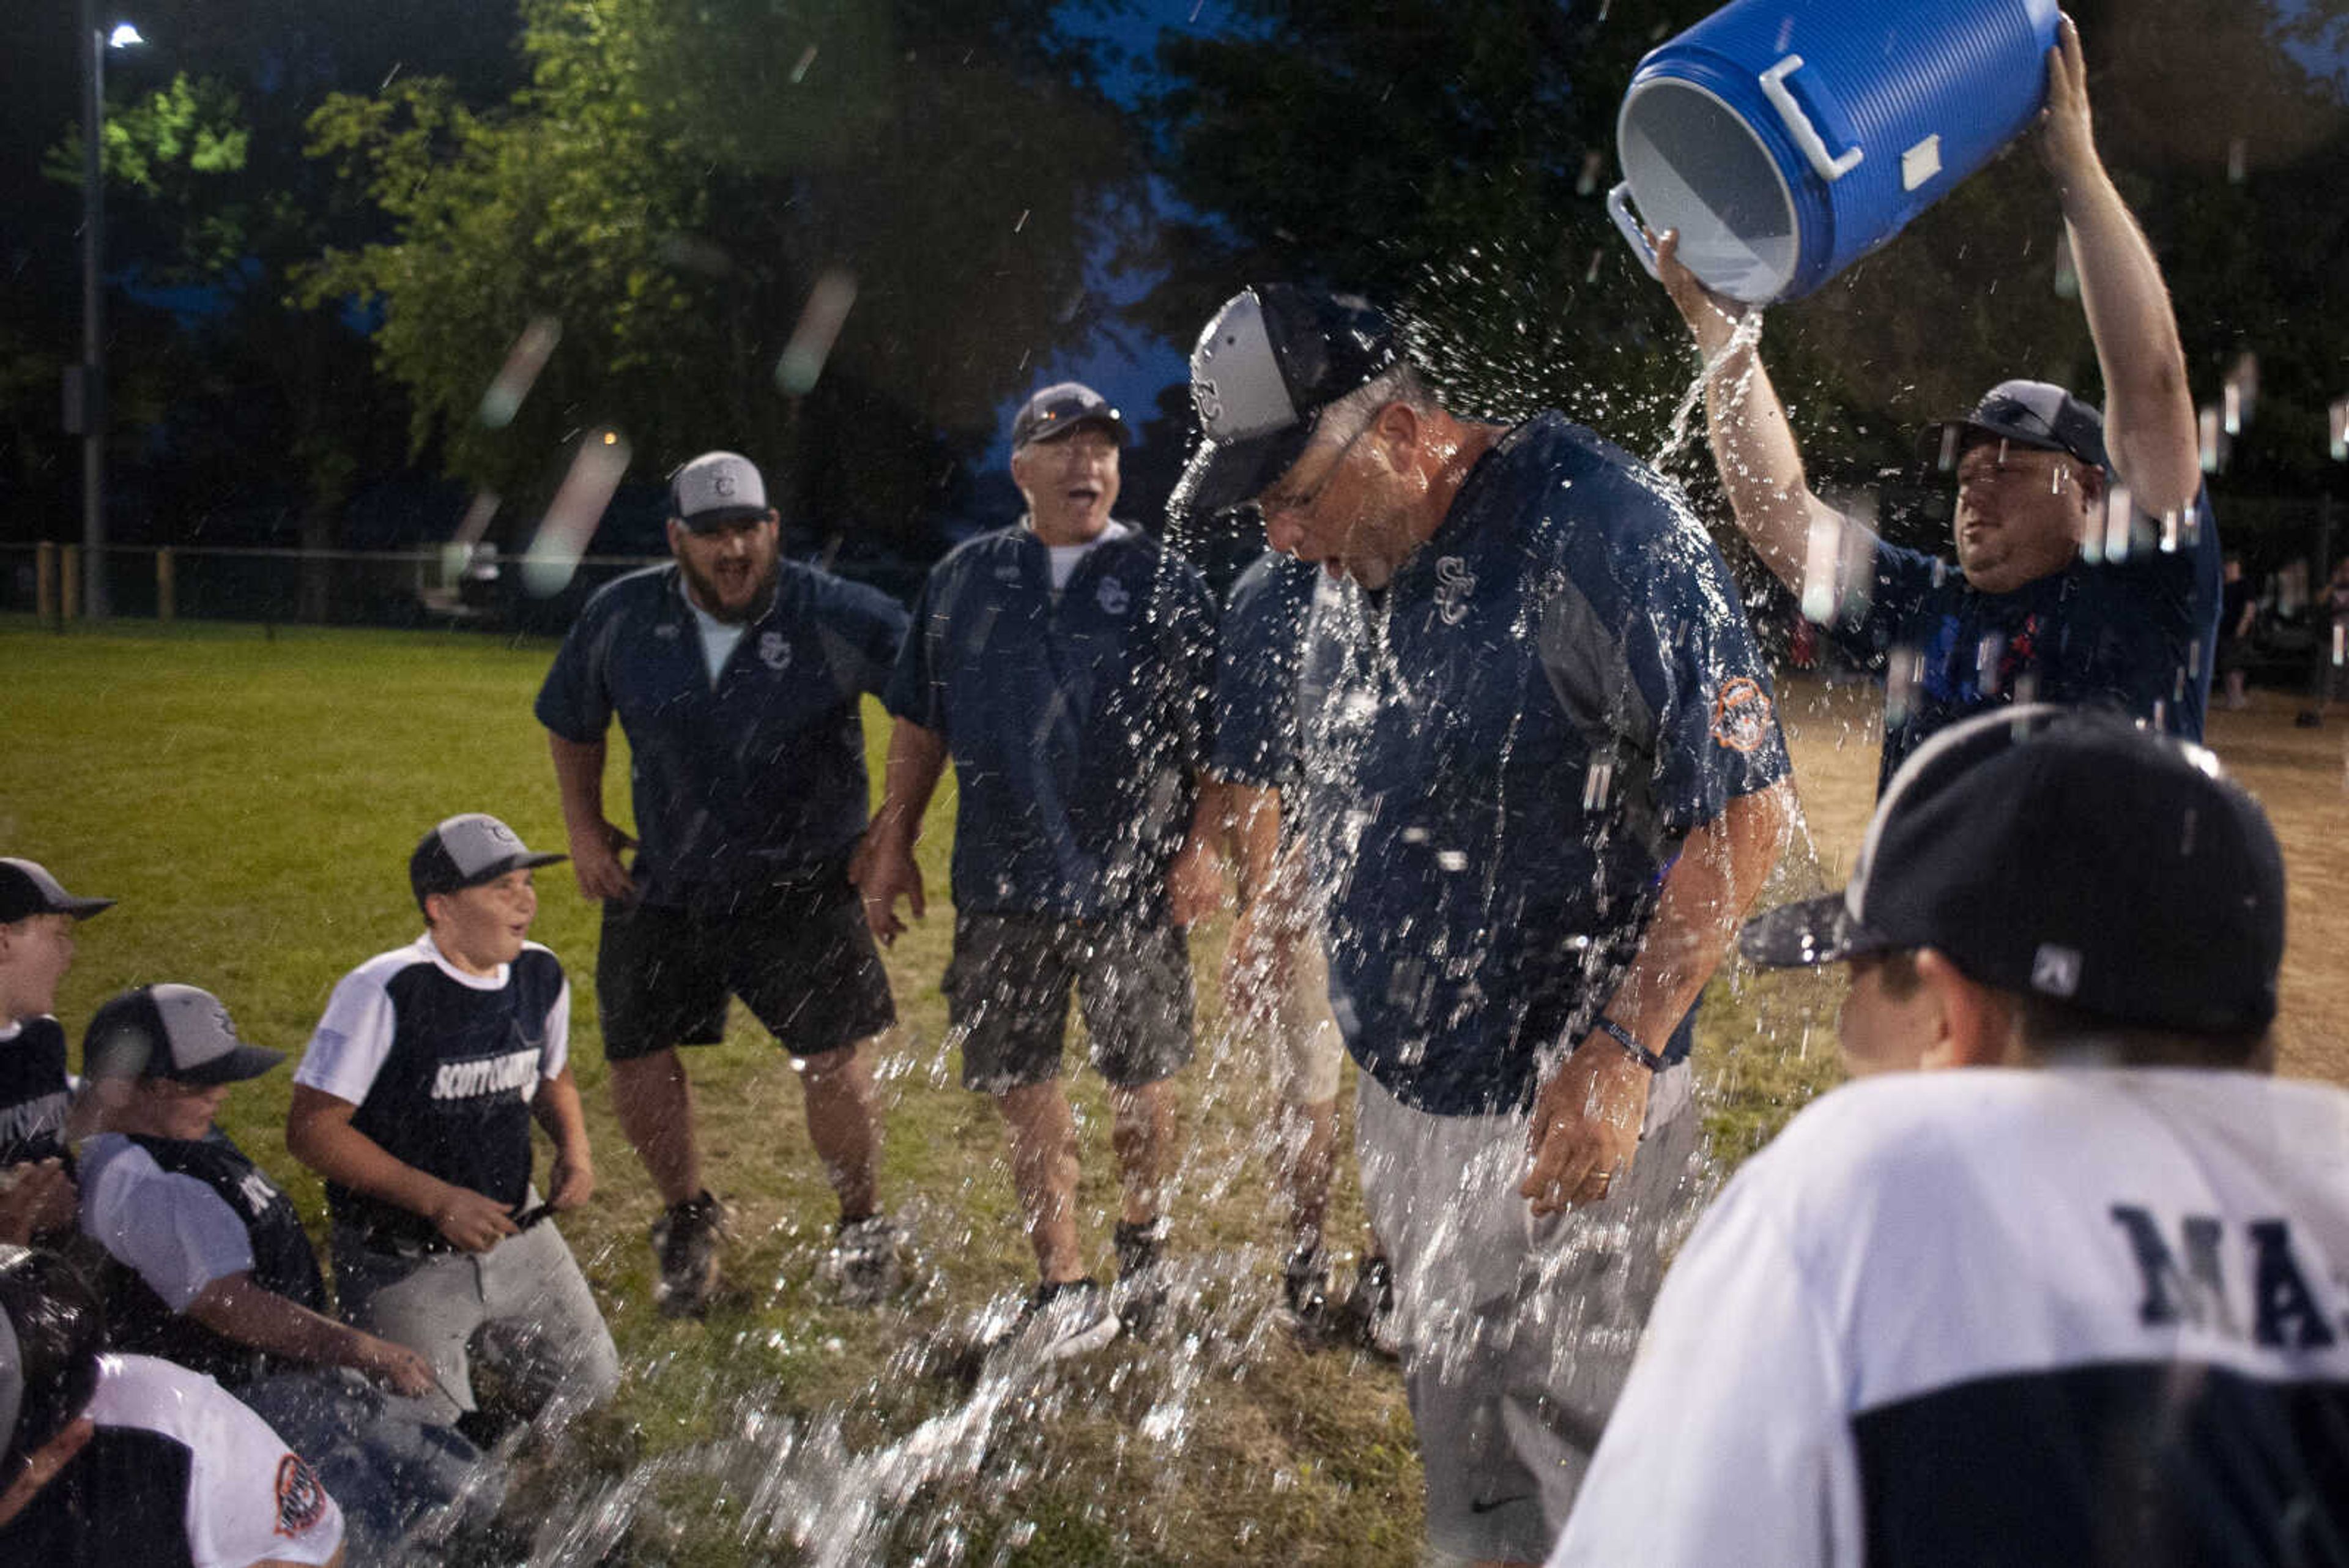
[1552,1067,2349,1568]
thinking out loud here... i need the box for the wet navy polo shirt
[1829,486,2221,793]
[1210,551,1321,793]
[885,522,1216,924]
[0,1014,72,1165]
[296,934,568,1250]
[1298,413,1790,1117]
[536,559,909,910]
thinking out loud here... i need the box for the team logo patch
[275,1453,329,1537]
[2031,943,2082,998]
[1434,556,1475,625]
[484,819,521,849]
[758,630,791,671]
[1097,577,1131,615]
[1709,677,1773,753]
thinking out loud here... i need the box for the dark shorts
[597,879,895,1063]
[944,912,1195,1094]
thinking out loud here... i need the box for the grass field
[0,619,1846,1566]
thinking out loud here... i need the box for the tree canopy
[303,0,1147,555]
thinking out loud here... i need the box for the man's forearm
[869,719,949,846]
[547,732,610,839]
[1594,781,1795,1052]
[2058,170,2199,515]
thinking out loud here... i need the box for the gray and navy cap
[82,983,286,1085]
[1923,379,2109,473]
[1171,285,1401,522]
[409,812,566,906]
[1739,705,2284,1038]
[1012,382,1127,449]
[0,859,113,924]
[669,450,770,532]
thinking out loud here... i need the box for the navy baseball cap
[82,983,286,1085]
[410,812,566,905]
[1171,285,1402,522]
[670,450,770,532]
[1922,379,2109,474]
[1012,382,1127,448]
[0,859,112,924]
[1740,705,2284,1037]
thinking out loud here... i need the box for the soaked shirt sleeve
[882,565,946,731]
[1538,450,1792,843]
[533,574,625,743]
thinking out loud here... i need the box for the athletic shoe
[650,1191,725,1318]
[1111,1217,1168,1339]
[1279,1243,1332,1342]
[1015,1277,1121,1361]
[822,1213,907,1307]
[1335,1254,1400,1360]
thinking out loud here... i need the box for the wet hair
[0,1246,105,1478]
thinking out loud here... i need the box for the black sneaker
[1280,1243,1332,1342]
[1335,1254,1400,1360]
[649,1191,724,1318]
[1111,1218,1168,1339]
[820,1213,908,1307]
[1017,1277,1121,1361]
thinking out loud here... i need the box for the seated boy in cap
[1553,708,2349,1567]
[0,858,113,1245]
[286,814,618,1436]
[77,982,492,1559]
[0,1241,348,1566]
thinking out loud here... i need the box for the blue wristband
[1591,1016,1668,1073]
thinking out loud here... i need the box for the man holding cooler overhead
[1654,14,2217,789]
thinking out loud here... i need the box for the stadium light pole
[78,7,143,619]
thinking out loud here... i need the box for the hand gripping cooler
[1610,0,2060,303]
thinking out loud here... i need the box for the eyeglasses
[1257,416,1373,520]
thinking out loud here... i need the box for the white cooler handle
[1759,56,1864,183]
[1606,182,1662,281]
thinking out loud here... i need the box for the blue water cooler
[1611,0,2061,303]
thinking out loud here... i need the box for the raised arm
[1652,232,1853,599]
[2039,13,2200,518]
[851,718,949,944]
[1521,780,1795,1214]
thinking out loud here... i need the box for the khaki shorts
[1272,934,1346,1106]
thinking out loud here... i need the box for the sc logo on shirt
[1097,578,1131,616]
